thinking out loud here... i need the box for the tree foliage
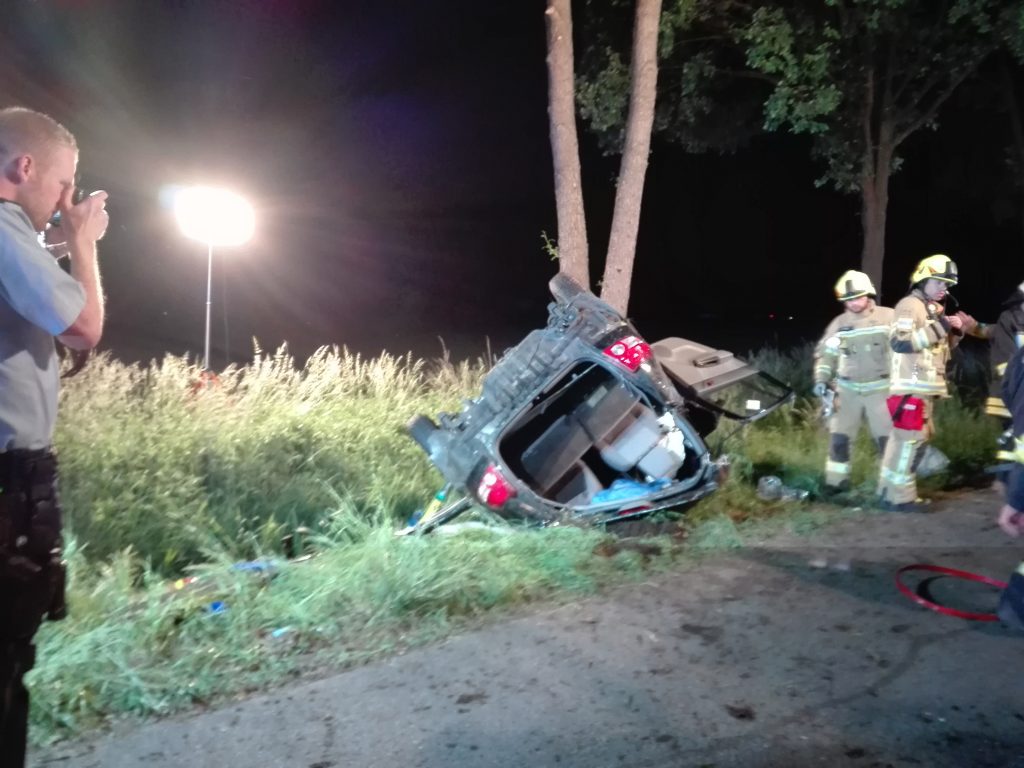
[743,0,1023,192]
[577,0,768,155]
[577,0,1024,289]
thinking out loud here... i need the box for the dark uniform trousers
[0,450,65,768]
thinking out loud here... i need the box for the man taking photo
[0,106,108,766]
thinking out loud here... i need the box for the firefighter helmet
[910,254,958,285]
[833,270,876,301]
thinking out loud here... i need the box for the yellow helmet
[834,269,876,301]
[910,254,958,285]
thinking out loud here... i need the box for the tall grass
[55,346,481,570]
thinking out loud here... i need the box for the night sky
[2,1,1022,367]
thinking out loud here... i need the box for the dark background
[2,1,1021,366]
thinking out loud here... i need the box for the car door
[651,337,793,423]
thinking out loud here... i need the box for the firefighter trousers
[877,397,935,504]
[825,388,891,488]
[999,563,1024,631]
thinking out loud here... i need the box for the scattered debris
[725,704,756,721]
[756,476,809,502]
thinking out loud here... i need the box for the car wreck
[403,274,792,534]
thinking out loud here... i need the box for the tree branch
[882,32,895,119]
[861,72,875,177]
[893,60,984,147]
[890,0,953,104]
[701,67,778,84]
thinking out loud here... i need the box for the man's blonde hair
[0,107,77,167]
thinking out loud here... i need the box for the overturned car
[402,274,791,534]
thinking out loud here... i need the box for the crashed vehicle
[402,274,792,534]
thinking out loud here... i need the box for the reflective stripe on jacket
[813,303,895,388]
[888,289,955,397]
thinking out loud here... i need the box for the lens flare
[173,186,254,247]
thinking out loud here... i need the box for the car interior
[498,362,706,506]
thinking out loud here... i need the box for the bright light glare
[173,186,255,247]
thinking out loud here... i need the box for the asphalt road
[33,489,1024,768]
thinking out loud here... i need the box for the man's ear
[3,153,32,184]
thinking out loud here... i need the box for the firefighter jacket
[986,289,1024,418]
[888,289,958,398]
[813,302,895,393]
[1001,344,1024,461]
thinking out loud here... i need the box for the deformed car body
[403,274,791,534]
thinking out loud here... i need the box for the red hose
[895,563,1008,622]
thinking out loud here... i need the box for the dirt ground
[32,489,1024,768]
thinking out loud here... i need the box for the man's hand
[59,187,109,246]
[998,505,1024,538]
[955,311,977,334]
[946,313,964,331]
[56,187,107,351]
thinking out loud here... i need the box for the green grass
[31,512,678,740]
[27,343,1004,744]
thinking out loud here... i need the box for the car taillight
[477,464,516,508]
[602,335,652,372]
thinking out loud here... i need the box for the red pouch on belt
[887,394,926,431]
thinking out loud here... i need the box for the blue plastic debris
[232,560,278,574]
[591,477,671,505]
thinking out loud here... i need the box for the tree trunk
[599,0,662,316]
[860,180,886,297]
[860,130,892,299]
[545,0,589,288]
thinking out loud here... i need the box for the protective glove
[811,382,828,398]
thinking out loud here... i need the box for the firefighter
[877,254,978,511]
[996,342,1024,631]
[812,270,895,495]
[984,282,1024,471]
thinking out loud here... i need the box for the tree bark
[545,0,589,288]
[860,119,893,300]
[860,177,887,298]
[599,0,662,316]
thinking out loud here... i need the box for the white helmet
[834,270,876,301]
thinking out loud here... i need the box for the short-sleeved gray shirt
[0,201,86,450]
